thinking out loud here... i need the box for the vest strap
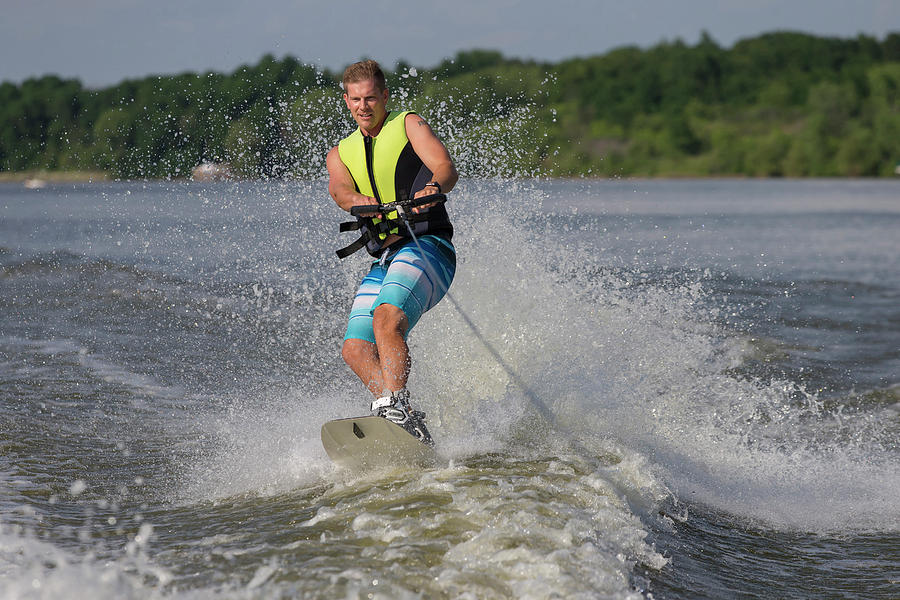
[336,235,368,259]
[335,216,405,258]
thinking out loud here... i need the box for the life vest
[336,111,452,258]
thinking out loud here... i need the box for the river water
[1,178,898,598]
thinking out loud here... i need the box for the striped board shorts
[344,235,456,343]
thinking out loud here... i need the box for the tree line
[2,31,899,179]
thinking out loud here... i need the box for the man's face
[343,78,389,133]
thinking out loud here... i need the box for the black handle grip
[349,193,447,217]
[402,192,447,209]
[349,205,381,217]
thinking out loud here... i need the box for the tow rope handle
[349,193,447,219]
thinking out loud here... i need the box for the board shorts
[344,234,456,343]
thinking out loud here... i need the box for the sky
[3,0,899,88]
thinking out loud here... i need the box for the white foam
[301,458,664,599]
[0,521,171,600]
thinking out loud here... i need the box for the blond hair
[342,60,387,91]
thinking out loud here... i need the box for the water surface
[1,178,897,598]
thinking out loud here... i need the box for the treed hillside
[2,31,900,179]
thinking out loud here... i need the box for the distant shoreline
[0,170,109,183]
[0,171,900,189]
[1,170,897,184]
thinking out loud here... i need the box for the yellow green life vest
[338,110,411,205]
[335,111,452,258]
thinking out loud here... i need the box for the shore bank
[0,170,110,184]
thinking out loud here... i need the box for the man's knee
[372,303,408,338]
[342,338,372,368]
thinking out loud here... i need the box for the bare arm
[405,113,458,199]
[326,146,378,213]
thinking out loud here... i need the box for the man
[326,60,458,445]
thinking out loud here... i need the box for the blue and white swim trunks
[344,235,456,343]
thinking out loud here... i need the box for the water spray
[351,195,589,455]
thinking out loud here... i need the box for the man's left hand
[411,186,439,213]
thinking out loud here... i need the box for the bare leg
[348,304,431,444]
[372,303,410,393]
[341,338,384,397]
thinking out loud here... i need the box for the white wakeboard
[321,416,437,470]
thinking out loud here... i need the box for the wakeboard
[321,415,437,470]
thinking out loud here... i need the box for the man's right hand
[352,196,381,216]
